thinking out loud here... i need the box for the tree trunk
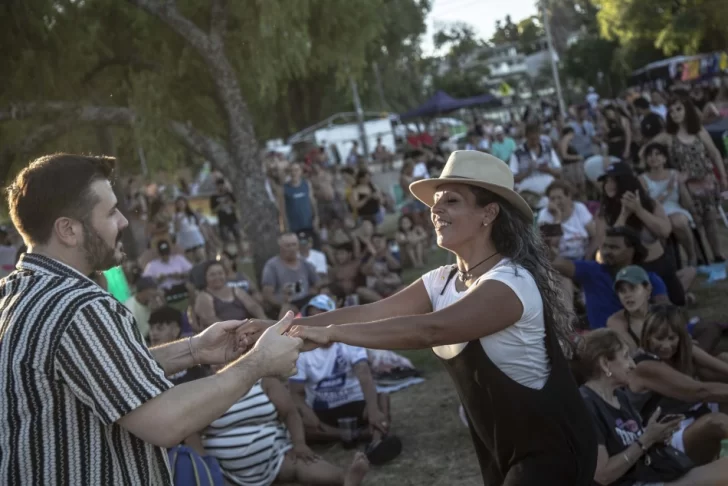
[96,126,140,261]
[128,0,281,279]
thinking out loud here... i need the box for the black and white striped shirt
[0,253,173,485]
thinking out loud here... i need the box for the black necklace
[457,251,499,283]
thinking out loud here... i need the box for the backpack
[167,445,225,486]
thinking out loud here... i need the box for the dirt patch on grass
[310,369,481,486]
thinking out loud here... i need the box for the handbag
[642,444,694,481]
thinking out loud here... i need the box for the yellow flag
[498,82,513,97]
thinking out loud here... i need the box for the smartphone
[658,414,684,424]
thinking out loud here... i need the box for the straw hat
[409,150,533,222]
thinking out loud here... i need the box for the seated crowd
[6,89,721,485]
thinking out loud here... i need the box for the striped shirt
[203,381,291,486]
[0,253,174,485]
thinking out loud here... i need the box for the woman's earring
[606,370,613,377]
[483,222,488,227]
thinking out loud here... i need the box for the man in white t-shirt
[509,122,562,209]
[289,295,401,464]
[537,181,597,260]
[298,232,327,278]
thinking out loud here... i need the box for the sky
[422,0,538,55]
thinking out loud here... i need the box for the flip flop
[365,435,402,465]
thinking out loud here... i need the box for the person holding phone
[261,233,320,317]
[578,329,728,485]
[629,304,728,465]
[249,152,599,485]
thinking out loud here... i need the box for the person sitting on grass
[289,295,402,465]
[203,374,369,486]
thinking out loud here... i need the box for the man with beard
[550,225,669,329]
[0,154,304,486]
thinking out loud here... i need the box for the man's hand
[191,320,250,365]
[250,312,303,378]
[238,318,276,347]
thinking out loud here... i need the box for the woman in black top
[349,170,382,224]
[579,329,728,485]
[278,152,597,484]
[602,105,633,161]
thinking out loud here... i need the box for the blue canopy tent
[398,90,500,120]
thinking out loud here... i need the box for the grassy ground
[302,228,728,486]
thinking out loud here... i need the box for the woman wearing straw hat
[249,151,597,484]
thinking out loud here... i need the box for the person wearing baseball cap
[598,161,635,182]
[490,125,517,163]
[550,226,670,330]
[290,294,402,465]
[606,265,653,350]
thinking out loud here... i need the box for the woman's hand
[640,408,683,448]
[620,191,642,214]
[292,443,319,464]
[289,325,334,349]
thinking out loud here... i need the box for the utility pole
[541,0,566,117]
[349,75,370,158]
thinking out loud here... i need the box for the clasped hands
[190,315,333,366]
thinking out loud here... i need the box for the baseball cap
[598,161,634,181]
[494,125,504,135]
[302,295,336,316]
[297,232,310,244]
[640,113,663,139]
[157,240,171,255]
[613,265,650,290]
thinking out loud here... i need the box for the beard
[82,222,125,272]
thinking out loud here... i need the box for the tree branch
[0,101,229,178]
[0,102,80,122]
[126,0,211,53]
[169,120,230,166]
[81,55,159,85]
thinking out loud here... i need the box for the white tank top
[421,259,550,389]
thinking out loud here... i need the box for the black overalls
[437,269,597,485]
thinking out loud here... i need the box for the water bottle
[720,439,728,458]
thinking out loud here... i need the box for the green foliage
[516,17,545,55]
[562,35,625,96]
[429,23,490,98]
[490,15,520,46]
[1,0,431,181]
[594,0,728,56]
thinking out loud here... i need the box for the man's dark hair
[525,122,541,136]
[606,226,647,264]
[149,306,183,326]
[6,154,115,246]
[633,97,650,110]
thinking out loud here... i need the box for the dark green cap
[613,265,649,290]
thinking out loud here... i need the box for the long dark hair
[665,96,702,135]
[175,196,199,225]
[600,173,655,231]
[469,186,574,350]
[641,304,693,376]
